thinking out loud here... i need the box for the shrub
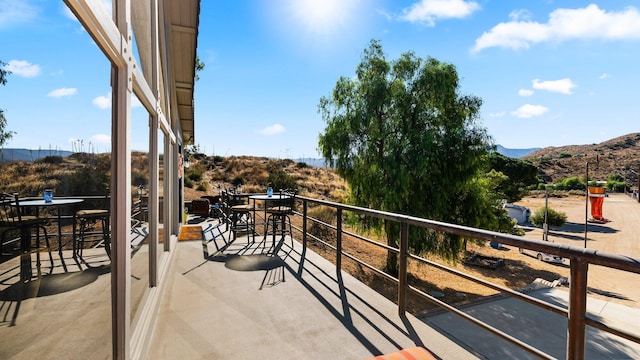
[231,175,244,186]
[529,207,567,228]
[58,166,109,195]
[196,182,208,192]
[267,169,297,190]
[557,176,584,191]
[296,162,308,169]
[608,173,623,182]
[607,181,625,192]
[558,153,572,159]
[38,155,64,164]
[132,171,148,187]
[186,167,202,182]
[184,177,194,188]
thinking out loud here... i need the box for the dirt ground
[514,193,640,307]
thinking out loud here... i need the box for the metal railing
[286,194,640,360]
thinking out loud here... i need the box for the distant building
[505,203,531,224]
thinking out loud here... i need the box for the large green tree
[488,152,538,202]
[1,60,16,148]
[318,40,504,272]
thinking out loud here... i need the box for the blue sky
[1,0,639,158]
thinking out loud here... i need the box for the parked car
[519,247,564,264]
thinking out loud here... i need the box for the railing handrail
[296,195,640,274]
[293,194,640,360]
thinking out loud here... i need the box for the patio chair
[200,195,224,221]
[0,192,53,268]
[75,193,110,259]
[226,191,255,243]
[190,198,211,218]
[265,189,296,253]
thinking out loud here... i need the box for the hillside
[0,148,74,163]
[522,133,640,184]
[3,133,638,197]
[495,145,540,158]
[183,156,348,202]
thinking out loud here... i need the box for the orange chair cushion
[365,347,436,360]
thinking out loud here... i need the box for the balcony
[1,193,640,359]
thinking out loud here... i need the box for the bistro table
[249,193,291,251]
[15,198,84,279]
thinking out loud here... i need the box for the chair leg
[33,225,53,272]
[77,218,87,259]
[41,226,53,268]
[102,217,111,258]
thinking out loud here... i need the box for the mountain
[522,133,640,184]
[495,145,541,159]
[293,158,330,168]
[0,148,74,163]
[303,145,543,166]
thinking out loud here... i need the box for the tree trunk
[383,220,399,276]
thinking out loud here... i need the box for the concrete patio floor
[0,223,476,359]
[4,217,638,359]
[146,225,477,359]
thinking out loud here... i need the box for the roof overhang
[165,0,200,145]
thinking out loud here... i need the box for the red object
[588,187,606,220]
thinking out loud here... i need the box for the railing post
[567,257,588,360]
[336,208,342,273]
[302,200,307,247]
[398,222,408,315]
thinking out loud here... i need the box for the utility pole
[543,188,549,242]
[584,156,599,248]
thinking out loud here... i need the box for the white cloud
[518,89,534,96]
[532,78,576,94]
[472,4,640,53]
[259,124,286,135]
[4,60,41,78]
[508,9,532,22]
[90,134,111,145]
[92,92,141,109]
[62,5,76,21]
[511,104,548,118]
[400,0,480,26]
[92,95,110,109]
[0,0,40,29]
[599,73,611,80]
[48,88,77,98]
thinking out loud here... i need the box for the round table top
[249,194,291,200]
[16,198,85,206]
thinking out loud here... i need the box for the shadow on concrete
[557,221,617,234]
[0,264,111,301]
[224,254,284,272]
